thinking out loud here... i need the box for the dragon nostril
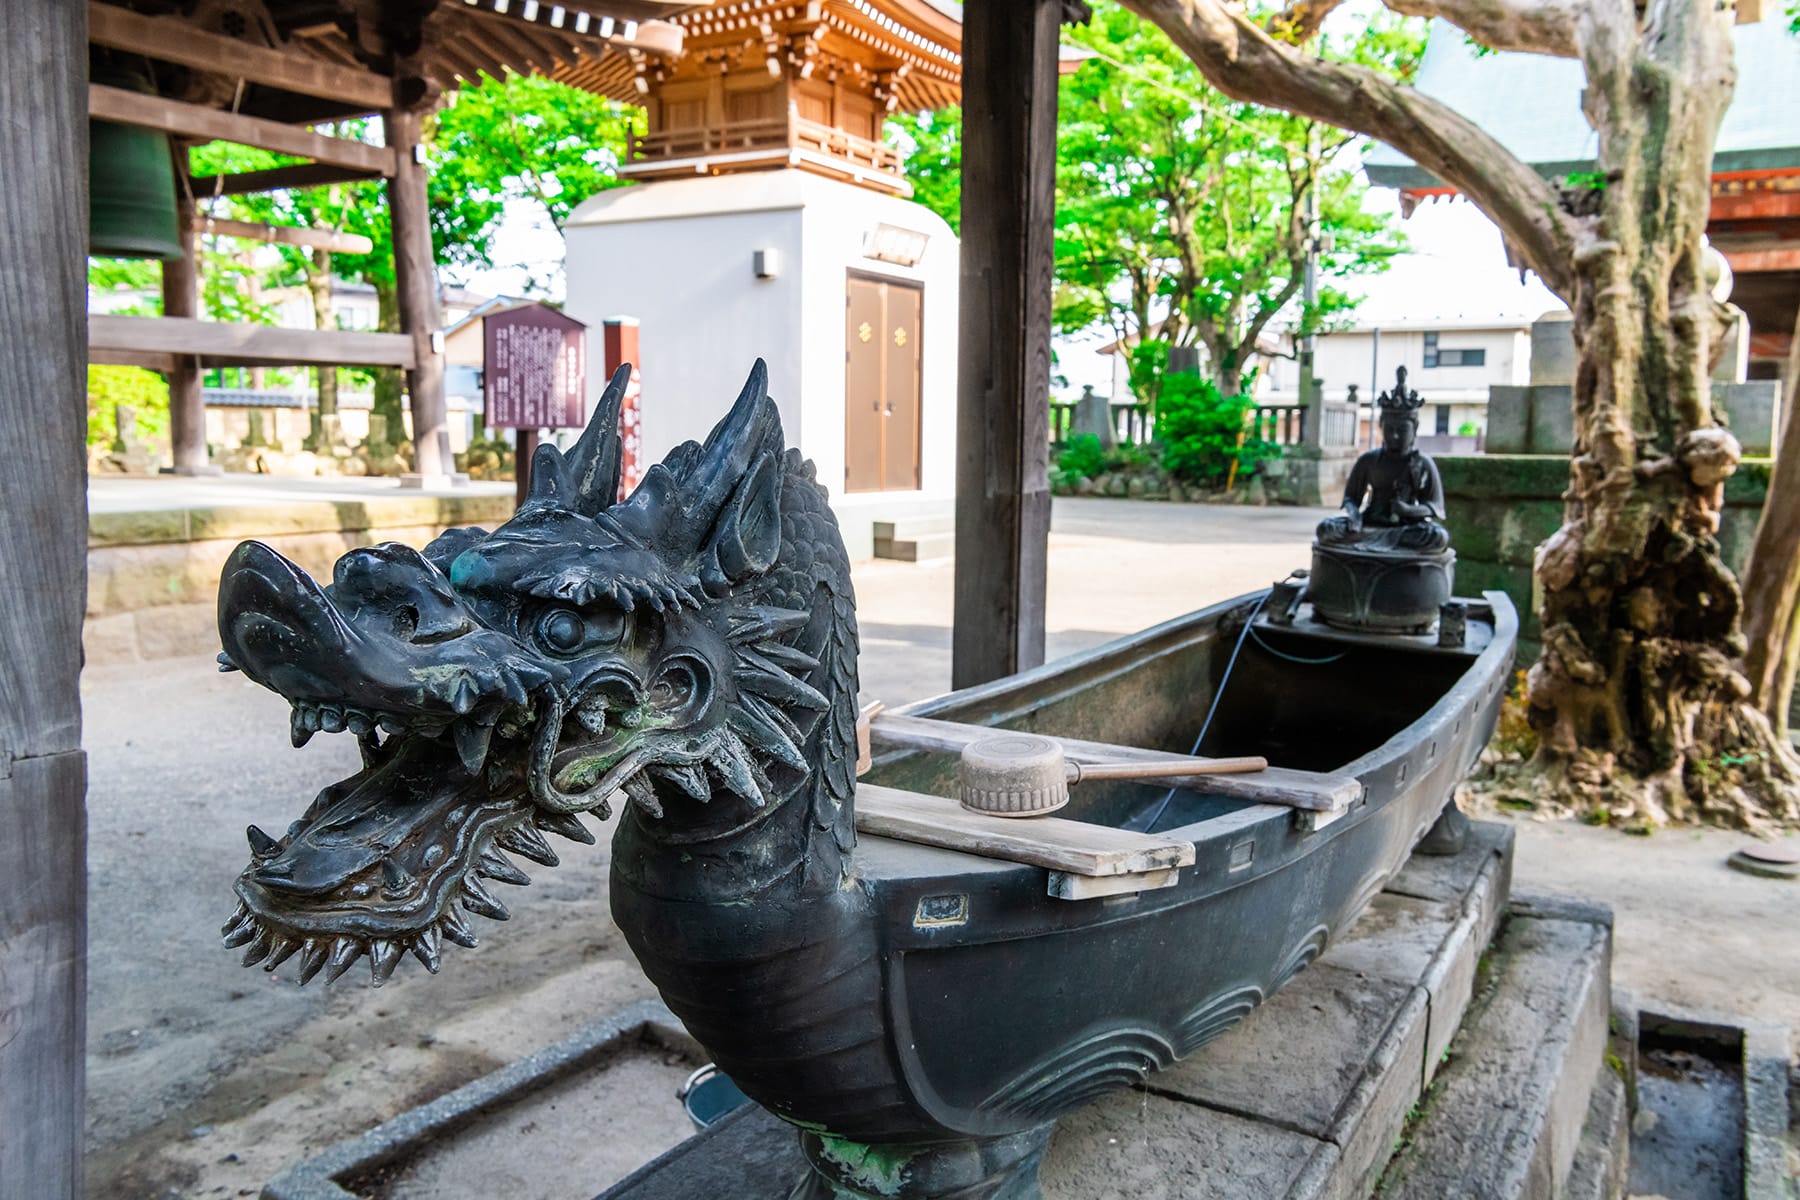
[394,605,420,642]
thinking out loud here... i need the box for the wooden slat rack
[868,713,1362,813]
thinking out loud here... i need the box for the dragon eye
[532,606,628,656]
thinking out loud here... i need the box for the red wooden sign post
[603,317,642,501]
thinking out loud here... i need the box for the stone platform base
[598,822,1619,1200]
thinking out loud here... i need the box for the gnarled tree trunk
[1522,11,1799,827]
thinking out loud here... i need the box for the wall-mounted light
[753,248,780,279]
[862,223,929,267]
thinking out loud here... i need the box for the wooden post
[164,173,208,473]
[950,0,1062,689]
[514,427,538,508]
[385,106,448,479]
[603,317,643,499]
[0,1,90,1195]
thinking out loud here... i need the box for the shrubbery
[1154,374,1276,485]
[87,365,169,449]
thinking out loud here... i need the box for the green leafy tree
[886,106,962,234]
[431,73,637,240]
[1055,1,1415,407]
[891,2,1415,411]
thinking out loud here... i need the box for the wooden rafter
[191,214,375,255]
[88,2,397,111]
[186,162,386,196]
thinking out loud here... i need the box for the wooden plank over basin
[854,784,1196,878]
[870,713,1362,813]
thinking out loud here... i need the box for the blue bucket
[678,1064,752,1131]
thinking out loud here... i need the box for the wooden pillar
[950,0,1063,689]
[164,172,208,473]
[603,317,643,500]
[513,428,538,508]
[385,106,448,478]
[0,1,90,1195]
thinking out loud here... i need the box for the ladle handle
[1065,756,1268,784]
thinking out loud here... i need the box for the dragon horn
[525,441,570,506]
[567,362,633,517]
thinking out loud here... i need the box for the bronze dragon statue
[219,363,1014,1197]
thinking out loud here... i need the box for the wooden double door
[844,272,923,493]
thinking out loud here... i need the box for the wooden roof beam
[88,2,397,112]
[89,84,397,177]
[191,214,374,255]
[89,315,417,370]
[186,161,386,196]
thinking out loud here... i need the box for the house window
[1435,405,1451,435]
[1423,332,1486,368]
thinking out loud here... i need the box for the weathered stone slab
[1042,1088,1326,1200]
[1564,1066,1628,1200]
[1150,963,1418,1140]
[1386,819,1513,915]
[1378,912,1612,1200]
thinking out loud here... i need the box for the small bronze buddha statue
[1316,367,1450,553]
[1307,367,1456,633]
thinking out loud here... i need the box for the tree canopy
[892,0,1417,402]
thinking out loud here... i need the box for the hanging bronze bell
[89,65,184,261]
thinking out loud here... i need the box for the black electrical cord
[1125,591,1268,834]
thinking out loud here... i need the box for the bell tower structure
[562,0,966,559]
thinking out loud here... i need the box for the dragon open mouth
[215,537,612,987]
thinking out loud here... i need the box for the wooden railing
[1252,404,1307,446]
[626,108,905,178]
[1049,401,1153,447]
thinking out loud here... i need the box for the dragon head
[216,361,858,986]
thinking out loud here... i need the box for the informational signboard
[483,303,588,430]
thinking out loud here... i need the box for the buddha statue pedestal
[1308,543,1455,634]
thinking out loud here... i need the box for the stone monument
[1308,366,1455,632]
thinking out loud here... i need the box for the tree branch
[1377,0,1594,57]
[1118,0,1585,302]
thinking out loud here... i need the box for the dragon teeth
[497,824,558,867]
[476,847,531,887]
[534,811,595,846]
[439,908,479,948]
[368,939,402,987]
[290,707,315,748]
[264,936,301,972]
[411,926,443,974]
[240,927,274,968]
[297,938,329,985]
[323,937,365,984]
[221,902,250,938]
[453,719,495,776]
[222,912,261,949]
[622,774,662,818]
[460,874,510,921]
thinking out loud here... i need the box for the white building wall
[1263,322,1531,436]
[564,170,958,558]
[565,201,808,468]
